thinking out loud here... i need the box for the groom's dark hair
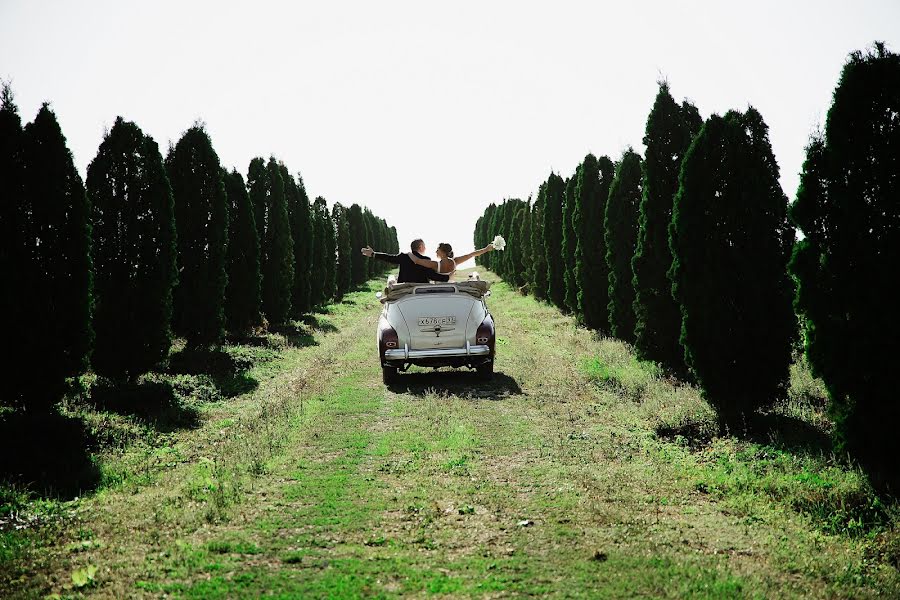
[410,239,424,252]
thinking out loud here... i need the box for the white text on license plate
[418,316,456,327]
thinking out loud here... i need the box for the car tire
[382,366,399,385]
[476,360,494,381]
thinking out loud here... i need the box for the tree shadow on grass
[269,322,319,348]
[300,313,338,334]
[0,411,100,499]
[168,347,260,398]
[751,412,833,456]
[226,332,273,348]
[387,370,523,400]
[90,380,200,432]
[654,409,833,457]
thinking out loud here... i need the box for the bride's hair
[437,243,454,258]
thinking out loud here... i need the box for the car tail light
[476,315,495,351]
[380,322,399,356]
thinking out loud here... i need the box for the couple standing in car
[361,238,494,283]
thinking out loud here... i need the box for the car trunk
[396,294,477,351]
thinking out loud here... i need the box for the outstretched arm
[407,253,440,270]
[452,244,494,265]
[362,246,400,264]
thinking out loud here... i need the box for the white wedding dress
[436,257,457,278]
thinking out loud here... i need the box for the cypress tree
[372,216,385,277]
[223,168,262,333]
[87,117,177,380]
[500,199,522,280]
[790,44,900,485]
[562,172,579,313]
[308,197,324,306]
[482,203,498,271]
[543,173,567,307]
[166,125,228,347]
[261,158,294,324]
[529,186,548,300]
[332,202,352,300]
[505,203,525,287]
[492,201,507,277]
[389,225,399,254]
[284,167,313,315]
[247,157,267,257]
[574,154,616,331]
[15,103,93,407]
[519,198,533,293]
[632,83,702,375]
[605,149,642,343]
[473,215,484,265]
[363,209,376,279]
[670,108,796,429]
[312,196,336,305]
[361,209,371,278]
[348,203,366,285]
[0,84,26,405]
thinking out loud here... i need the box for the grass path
[5,271,899,598]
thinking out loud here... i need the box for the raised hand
[361,246,374,257]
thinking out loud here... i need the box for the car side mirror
[375,292,383,300]
[484,291,491,297]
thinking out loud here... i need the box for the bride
[407,243,494,278]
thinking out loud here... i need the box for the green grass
[2,270,898,598]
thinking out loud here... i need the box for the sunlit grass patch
[581,339,660,400]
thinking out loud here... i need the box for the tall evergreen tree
[473,215,484,265]
[505,203,525,287]
[519,198,533,293]
[632,83,702,375]
[166,125,228,347]
[500,199,522,280]
[223,168,262,333]
[312,196,336,305]
[284,167,313,315]
[247,157,267,257]
[562,172,579,313]
[543,173,567,307]
[574,154,615,330]
[87,117,177,380]
[670,108,796,429]
[530,185,548,301]
[348,203,367,285]
[261,158,294,324]
[363,209,377,279]
[0,83,26,405]
[790,44,900,485]
[605,149,642,343]
[15,103,93,407]
[389,225,399,254]
[332,202,352,300]
[482,203,497,271]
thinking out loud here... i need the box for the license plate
[418,316,456,327]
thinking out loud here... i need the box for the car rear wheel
[476,360,494,381]
[382,366,399,385]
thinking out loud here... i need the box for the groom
[361,239,450,283]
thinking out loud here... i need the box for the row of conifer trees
[0,83,398,412]
[473,44,899,488]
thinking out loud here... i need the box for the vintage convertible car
[376,279,495,384]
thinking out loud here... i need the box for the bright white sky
[2,1,898,266]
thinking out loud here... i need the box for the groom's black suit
[371,251,450,283]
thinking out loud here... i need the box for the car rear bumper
[384,343,491,361]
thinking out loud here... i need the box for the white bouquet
[492,234,506,251]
